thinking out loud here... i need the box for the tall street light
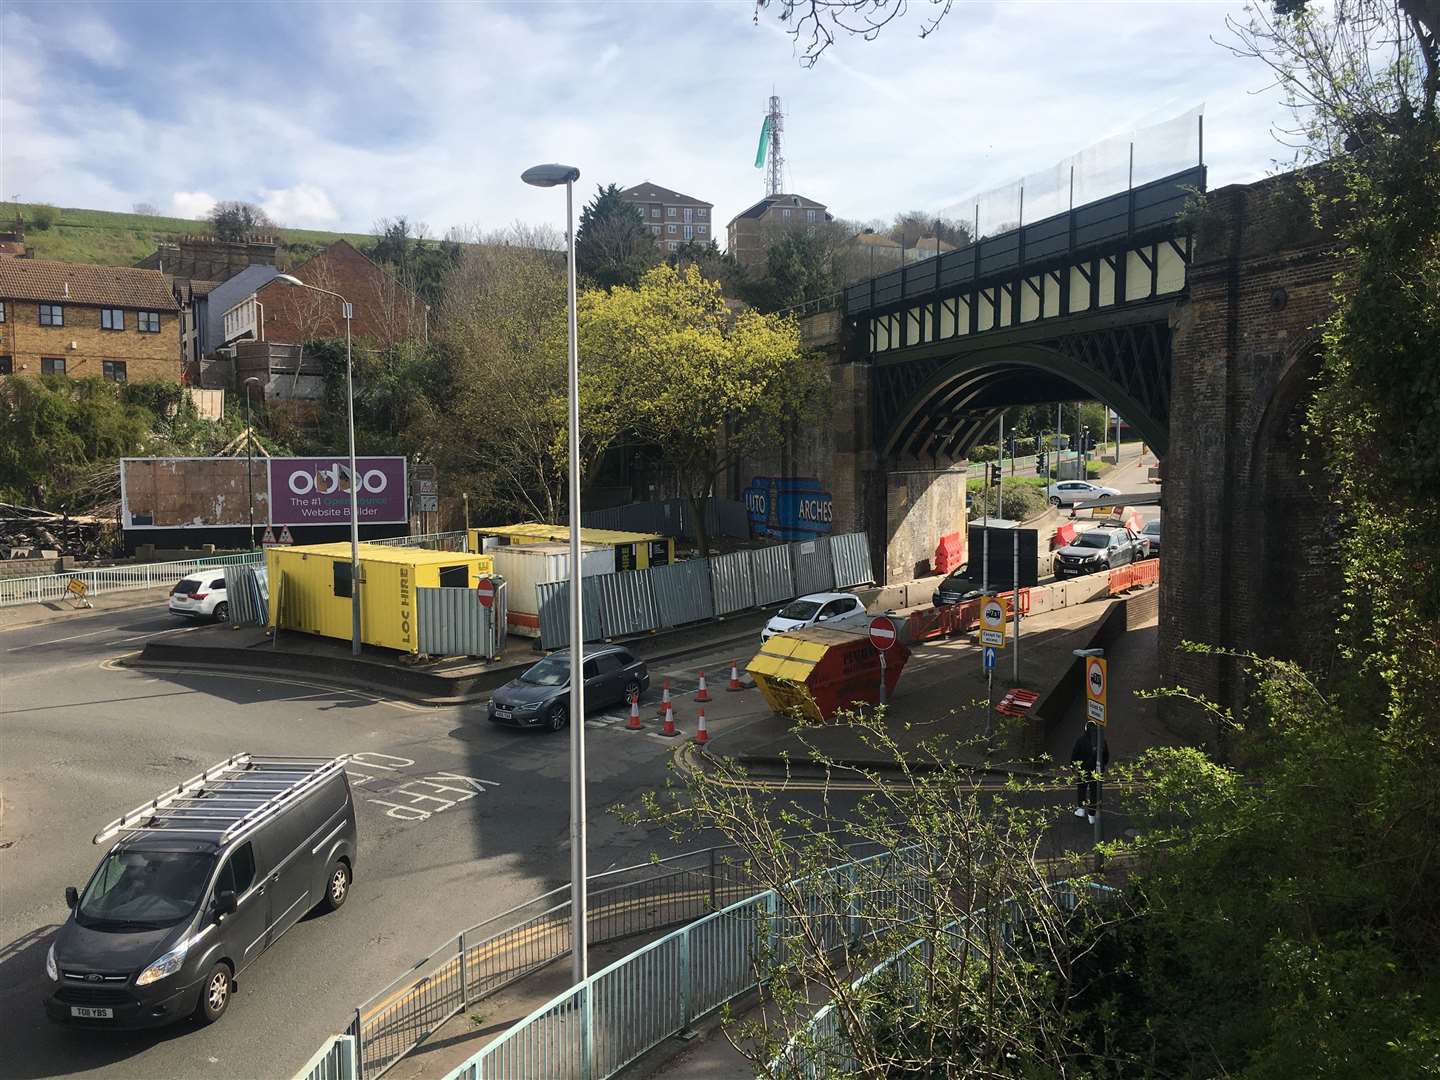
[271,274,361,656]
[243,376,263,548]
[521,161,587,983]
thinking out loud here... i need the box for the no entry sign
[868,616,897,652]
[476,578,496,608]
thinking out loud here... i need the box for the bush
[971,479,1048,521]
[30,204,56,230]
[968,443,999,462]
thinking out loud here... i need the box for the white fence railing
[0,552,264,608]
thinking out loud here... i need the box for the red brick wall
[256,241,424,347]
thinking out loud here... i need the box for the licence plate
[70,1006,114,1019]
[494,708,512,719]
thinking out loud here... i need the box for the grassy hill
[8,202,375,270]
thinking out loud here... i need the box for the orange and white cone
[694,672,712,703]
[727,660,743,692]
[661,700,678,737]
[626,695,643,731]
[694,706,709,745]
[654,679,671,719]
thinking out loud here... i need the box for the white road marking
[113,625,196,646]
[7,625,131,650]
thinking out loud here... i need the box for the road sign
[982,645,996,671]
[978,594,1009,648]
[261,527,276,546]
[418,494,439,513]
[1085,656,1108,724]
[416,479,437,495]
[868,616,897,652]
[277,526,294,545]
[67,578,87,597]
[476,578,496,608]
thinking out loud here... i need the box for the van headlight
[46,942,58,981]
[136,943,189,986]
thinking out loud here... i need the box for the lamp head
[272,273,305,287]
[521,164,581,188]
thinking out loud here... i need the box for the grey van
[45,753,356,1029]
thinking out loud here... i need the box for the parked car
[168,576,229,623]
[1045,480,1120,508]
[1054,526,1148,577]
[45,754,356,1030]
[488,645,650,732]
[932,573,985,608]
[761,592,869,642]
[1140,519,1161,556]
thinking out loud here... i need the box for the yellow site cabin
[267,542,494,654]
[468,525,673,572]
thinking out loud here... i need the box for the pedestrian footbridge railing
[0,551,264,608]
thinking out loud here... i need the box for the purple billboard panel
[267,457,408,526]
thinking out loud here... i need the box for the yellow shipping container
[468,525,673,571]
[267,542,494,654]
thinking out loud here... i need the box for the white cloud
[169,191,217,220]
[593,43,621,74]
[258,184,339,228]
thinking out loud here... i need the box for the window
[807,209,817,223]
[667,206,676,218]
[582,659,599,679]
[684,225,694,241]
[39,303,63,326]
[651,207,660,218]
[683,207,693,223]
[697,208,707,220]
[41,357,65,376]
[102,360,127,383]
[216,842,257,898]
[594,654,624,675]
[210,578,226,591]
[0,301,6,322]
[651,225,661,236]
[137,310,161,333]
[614,649,636,666]
[667,223,676,234]
[668,241,679,251]
[101,307,125,330]
[0,356,10,375]
[696,226,707,237]
[438,564,468,588]
[782,208,792,220]
[333,561,353,598]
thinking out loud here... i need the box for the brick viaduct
[738,171,1339,716]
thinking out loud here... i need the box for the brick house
[0,258,181,383]
[619,182,715,254]
[726,193,833,268]
[221,240,426,350]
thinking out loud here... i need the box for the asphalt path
[0,605,695,1080]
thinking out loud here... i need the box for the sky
[0,0,1298,241]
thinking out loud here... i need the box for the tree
[754,0,957,66]
[579,264,824,554]
[886,210,973,250]
[365,217,463,308]
[207,201,273,242]
[132,202,159,217]
[575,183,660,289]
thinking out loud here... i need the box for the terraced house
[0,259,181,383]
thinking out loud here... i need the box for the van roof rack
[93,753,351,847]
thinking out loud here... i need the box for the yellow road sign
[1085,656,1108,725]
[67,578,88,597]
[978,594,1009,649]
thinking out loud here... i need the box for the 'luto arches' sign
[743,476,834,541]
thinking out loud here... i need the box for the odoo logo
[288,463,389,496]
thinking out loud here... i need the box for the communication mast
[765,95,785,197]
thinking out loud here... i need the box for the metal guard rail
[0,551,263,608]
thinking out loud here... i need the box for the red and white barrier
[694,706,709,745]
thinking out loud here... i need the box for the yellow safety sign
[66,578,88,597]
[1085,656,1108,725]
[977,594,1009,649]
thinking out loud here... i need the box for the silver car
[1046,480,1120,508]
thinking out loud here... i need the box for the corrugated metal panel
[790,536,835,596]
[223,565,269,626]
[417,587,497,658]
[830,532,875,589]
[536,579,604,651]
[709,551,754,616]
[750,544,795,606]
[590,570,658,638]
[580,498,749,540]
[650,559,715,627]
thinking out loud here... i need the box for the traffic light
[989,462,1002,486]
[1035,452,1047,475]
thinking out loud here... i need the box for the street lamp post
[522,161,588,984]
[1073,647,1106,846]
[271,274,360,656]
[243,377,262,548]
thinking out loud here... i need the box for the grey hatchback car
[488,646,650,732]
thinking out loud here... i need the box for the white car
[761,592,869,642]
[169,574,229,622]
[1046,480,1120,508]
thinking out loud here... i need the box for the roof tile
[0,258,180,310]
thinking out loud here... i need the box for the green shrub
[30,204,56,230]
[971,479,1048,521]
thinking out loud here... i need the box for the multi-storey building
[619,183,715,253]
[0,258,181,383]
[726,193,833,268]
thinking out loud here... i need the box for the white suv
[169,575,229,622]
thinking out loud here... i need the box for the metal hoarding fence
[789,535,836,597]
[830,531,876,589]
[708,550,755,616]
[0,551,264,608]
[749,543,795,606]
[223,564,270,627]
[535,579,604,651]
[588,570,658,639]
[415,583,506,658]
[649,559,714,628]
[580,498,750,540]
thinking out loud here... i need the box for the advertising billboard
[267,457,408,526]
[743,476,834,541]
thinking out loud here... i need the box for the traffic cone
[694,672,711,702]
[694,706,709,745]
[626,694,643,731]
[654,679,671,719]
[660,700,678,737]
[727,660,743,692]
